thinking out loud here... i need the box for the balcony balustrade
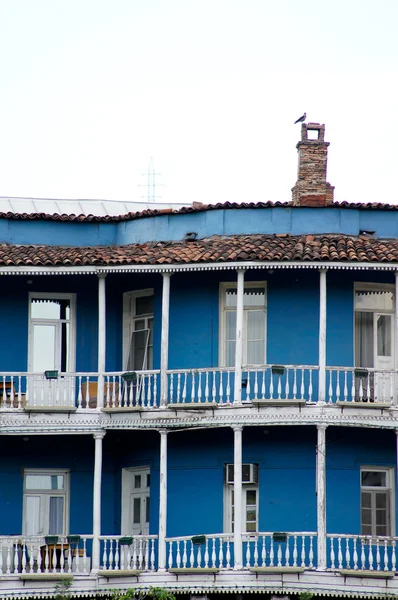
[2,365,396,410]
[0,535,92,575]
[326,367,396,404]
[166,534,233,569]
[242,532,316,569]
[327,534,397,572]
[99,535,157,571]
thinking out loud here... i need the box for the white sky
[0,0,397,206]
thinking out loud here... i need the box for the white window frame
[23,469,70,536]
[353,283,395,369]
[223,464,259,534]
[360,466,395,537]
[28,292,76,373]
[123,289,154,371]
[219,281,267,367]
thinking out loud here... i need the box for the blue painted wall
[0,269,395,375]
[0,426,395,539]
[1,206,398,246]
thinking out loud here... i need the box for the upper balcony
[0,267,396,415]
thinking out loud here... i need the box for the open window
[123,290,154,371]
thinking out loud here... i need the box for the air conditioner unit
[225,464,258,484]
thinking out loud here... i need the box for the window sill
[339,569,395,579]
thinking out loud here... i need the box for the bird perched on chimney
[294,112,306,124]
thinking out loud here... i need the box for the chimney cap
[300,122,326,142]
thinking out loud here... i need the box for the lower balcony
[0,366,396,411]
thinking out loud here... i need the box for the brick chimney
[291,122,334,206]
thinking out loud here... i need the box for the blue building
[0,122,397,599]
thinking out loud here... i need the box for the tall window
[123,290,154,371]
[28,294,75,373]
[354,285,394,369]
[23,470,69,536]
[220,283,266,367]
[360,467,393,537]
[224,464,259,533]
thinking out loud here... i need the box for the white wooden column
[97,274,107,410]
[318,269,327,404]
[234,270,245,404]
[233,425,243,569]
[158,429,168,570]
[316,424,327,570]
[92,431,106,572]
[160,273,171,406]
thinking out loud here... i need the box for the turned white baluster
[254,538,259,567]
[285,369,290,400]
[328,370,333,403]
[261,370,266,400]
[254,370,259,400]
[384,539,389,571]
[269,540,274,566]
[368,538,374,570]
[218,539,224,568]
[330,537,335,569]
[261,535,266,567]
[376,539,381,570]
[226,370,231,403]
[336,371,341,402]
[353,537,358,570]
[205,372,209,403]
[277,373,282,400]
[337,537,343,569]
[301,535,306,567]
[285,535,290,566]
[177,373,181,403]
[345,537,351,569]
[197,372,202,403]
[344,370,348,402]
[292,368,297,400]
[219,370,224,403]
[351,373,355,402]
[309,536,314,568]
[226,539,231,569]
[182,540,187,568]
[392,541,396,572]
[246,540,251,567]
[308,369,313,402]
[189,542,194,568]
[245,370,251,401]
[168,541,173,569]
[212,372,216,403]
[269,372,274,399]
[300,368,305,400]
[293,535,298,567]
[211,538,216,568]
[204,539,209,567]
[182,373,187,403]
[360,538,366,569]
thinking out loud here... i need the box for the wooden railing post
[317,424,327,570]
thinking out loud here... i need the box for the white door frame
[121,466,150,535]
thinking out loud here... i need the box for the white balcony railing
[0,371,160,410]
[166,534,233,569]
[327,534,397,571]
[242,532,316,569]
[326,368,396,404]
[167,365,318,406]
[99,535,157,571]
[0,535,93,575]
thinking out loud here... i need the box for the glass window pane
[355,312,374,368]
[361,491,372,508]
[226,311,236,341]
[133,498,141,524]
[376,493,387,509]
[246,490,257,504]
[32,325,57,372]
[355,290,394,312]
[377,315,392,357]
[134,475,141,489]
[135,295,154,316]
[26,474,64,490]
[246,510,256,521]
[247,340,265,365]
[361,508,372,525]
[146,474,150,487]
[225,289,237,308]
[49,496,64,534]
[361,471,386,487]
[31,298,70,320]
[134,319,146,331]
[362,524,372,535]
[225,340,236,368]
[243,288,265,308]
[146,497,150,523]
[246,311,265,340]
[376,509,387,525]
[376,524,388,536]
[25,496,41,535]
[246,522,256,532]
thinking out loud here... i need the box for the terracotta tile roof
[1,234,398,267]
[0,200,398,223]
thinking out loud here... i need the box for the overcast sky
[0,0,397,206]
